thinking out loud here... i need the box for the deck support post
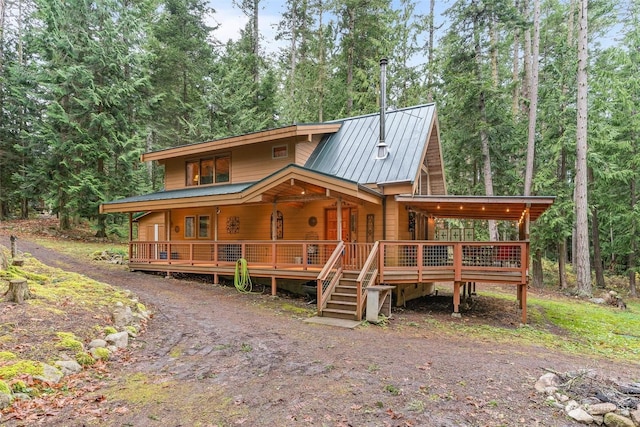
[271,276,277,296]
[452,281,461,317]
[518,283,527,324]
[214,273,219,285]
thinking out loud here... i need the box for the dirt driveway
[5,236,639,426]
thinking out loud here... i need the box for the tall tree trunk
[252,0,259,86]
[427,0,435,102]
[317,1,325,122]
[575,0,591,296]
[345,7,355,114]
[523,0,540,197]
[558,240,568,289]
[630,176,638,297]
[511,0,520,117]
[532,249,543,288]
[474,18,498,241]
[522,0,531,109]
[588,167,605,288]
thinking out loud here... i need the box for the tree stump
[5,279,32,304]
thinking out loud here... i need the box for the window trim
[184,216,196,239]
[272,145,288,159]
[185,154,231,186]
[198,215,210,239]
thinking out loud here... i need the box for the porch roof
[100,164,382,213]
[395,195,555,221]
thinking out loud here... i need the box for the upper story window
[272,145,288,159]
[186,155,230,186]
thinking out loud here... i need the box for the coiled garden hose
[234,258,253,293]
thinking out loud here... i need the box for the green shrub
[75,352,95,366]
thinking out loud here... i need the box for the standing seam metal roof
[305,104,436,185]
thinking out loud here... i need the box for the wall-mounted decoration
[437,228,449,240]
[271,211,284,239]
[174,226,180,233]
[366,214,375,243]
[464,228,474,241]
[408,212,416,233]
[226,216,240,234]
[308,216,317,227]
[450,228,462,241]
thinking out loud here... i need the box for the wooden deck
[128,240,530,322]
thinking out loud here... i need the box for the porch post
[128,212,133,262]
[272,202,277,241]
[452,281,461,317]
[337,197,343,240]
[214,206,219,241]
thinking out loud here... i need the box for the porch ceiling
[395,195,555,221]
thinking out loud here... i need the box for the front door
[325,208,355,242]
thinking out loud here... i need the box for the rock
[589,298,606,304]
[630,409,640,425]
[544,386,558,395]
[588,403,617,415]
[568,407,594,424]
[89,347,111,361]
[112,305,133,328]
[592,415,604,426]
[88,339,108,349]
[55,360,82,375]
[556,393,570,403]
[535,373,561,393]
[566,400,580,412]
[105,331,129,348]
[12,393,30,401]
[0,393,11,410]
[603,413,635,427]
[35,364,63,384]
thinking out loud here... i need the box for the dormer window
[186,155,230,186]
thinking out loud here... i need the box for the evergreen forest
[0,0,638,297]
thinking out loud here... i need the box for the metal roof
[102,182,254,205]
[305,104,436,185]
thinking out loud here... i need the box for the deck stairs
[321,271,361,321]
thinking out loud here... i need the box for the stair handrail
[355,241,380,321]
[316,241,345,313]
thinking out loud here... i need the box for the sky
[208,0,452,56]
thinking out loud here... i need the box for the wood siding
[137,212,166,241]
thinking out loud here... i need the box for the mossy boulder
[0,360,44,380]
[75,352,96,367]
[0,351,17,362]
[55,332,84,352]
[0,380,12,395]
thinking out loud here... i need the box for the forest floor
[0,218,639,426]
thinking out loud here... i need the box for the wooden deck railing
[379,241,528,285]
[316,241,345,312]
[129,240,341,270]
[130,239,529,286]
[354,241,380,321]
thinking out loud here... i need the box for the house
[100,103,554,323]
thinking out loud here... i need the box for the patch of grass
[280,303,314,316]
[31,238,128,263]
[406,399,425,412]
[384,384,401,396]
[240,343,252,353]
[367,364,380,372]
[421,288,640,363]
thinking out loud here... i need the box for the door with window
[326,208,358,267]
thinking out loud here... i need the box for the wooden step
[326,300,357,311]
[335,284,357,295]
[322,308,358,320]
[331,292,358,302]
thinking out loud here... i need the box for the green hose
[234,258,253,293]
